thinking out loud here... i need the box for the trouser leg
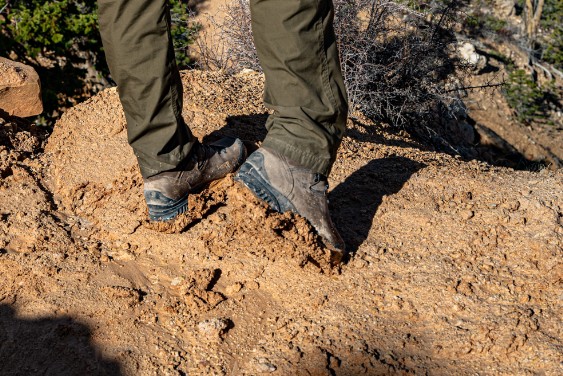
[250,0,348,176]
[98,0,195,178]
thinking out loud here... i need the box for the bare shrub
[194,0,258,72]
[337,1,472,129]
[196,0,470,141]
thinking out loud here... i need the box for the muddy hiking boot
[144,137,246,221]
[235,147,346,261]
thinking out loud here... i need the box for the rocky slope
[0,70,561,375]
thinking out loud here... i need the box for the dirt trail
[1,70,562,375]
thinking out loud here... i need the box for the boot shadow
[330,157,425,254]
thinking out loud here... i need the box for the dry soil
[0,70,561,375]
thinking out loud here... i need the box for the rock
[245,281,260,290]
[501,200,520,211]
[225,282,243,295]
[461,210,475,220]
[239,68,257,75]
[255,358,277,373]
[0,57,43,117]
[458,42,487,71]
[197,317,230,341]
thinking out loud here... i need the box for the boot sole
[147,192,189,221]
[234,162,296,214]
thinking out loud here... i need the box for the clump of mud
[202,177,334,269]
[0,115,65,254]
[143,179,230,235]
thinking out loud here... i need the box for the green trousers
[98,0,348,178]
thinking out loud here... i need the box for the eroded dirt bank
[1,71,561,375]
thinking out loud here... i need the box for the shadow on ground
[203,113,269,151]
[0,304,122,376]
[348,117,549,171]
[330,157,426,254]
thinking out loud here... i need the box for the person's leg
[250,0,348,176]
[98,0,194,179]
[98,0,246,221]
[236,0,348,257]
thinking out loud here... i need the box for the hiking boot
[234,147,346,259]
[144,137,246,221]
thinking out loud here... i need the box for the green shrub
[539,0,563,70]
[0,1,100,59]
[170,0,201,69]
[541,0,562,30]
[0,0,198,68]
[0,1,104,124]
[504,69,550,124]
[484,15,509,34]
[462,6,511,37]
[0,0,199,124]
[514,0,562,69]
[542,27,563,69]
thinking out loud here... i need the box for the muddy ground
[0,70,561,375]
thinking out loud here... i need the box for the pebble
[246,281,260,290]
[225,282,243,295]
[255,358,277,373]
[198,318,230,341]
[461,210,474,220]
[501,200,520,211]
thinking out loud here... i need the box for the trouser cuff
[262,137,333,176]
[134,143,195,179]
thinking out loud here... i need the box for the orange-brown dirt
[1,70,561,375]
